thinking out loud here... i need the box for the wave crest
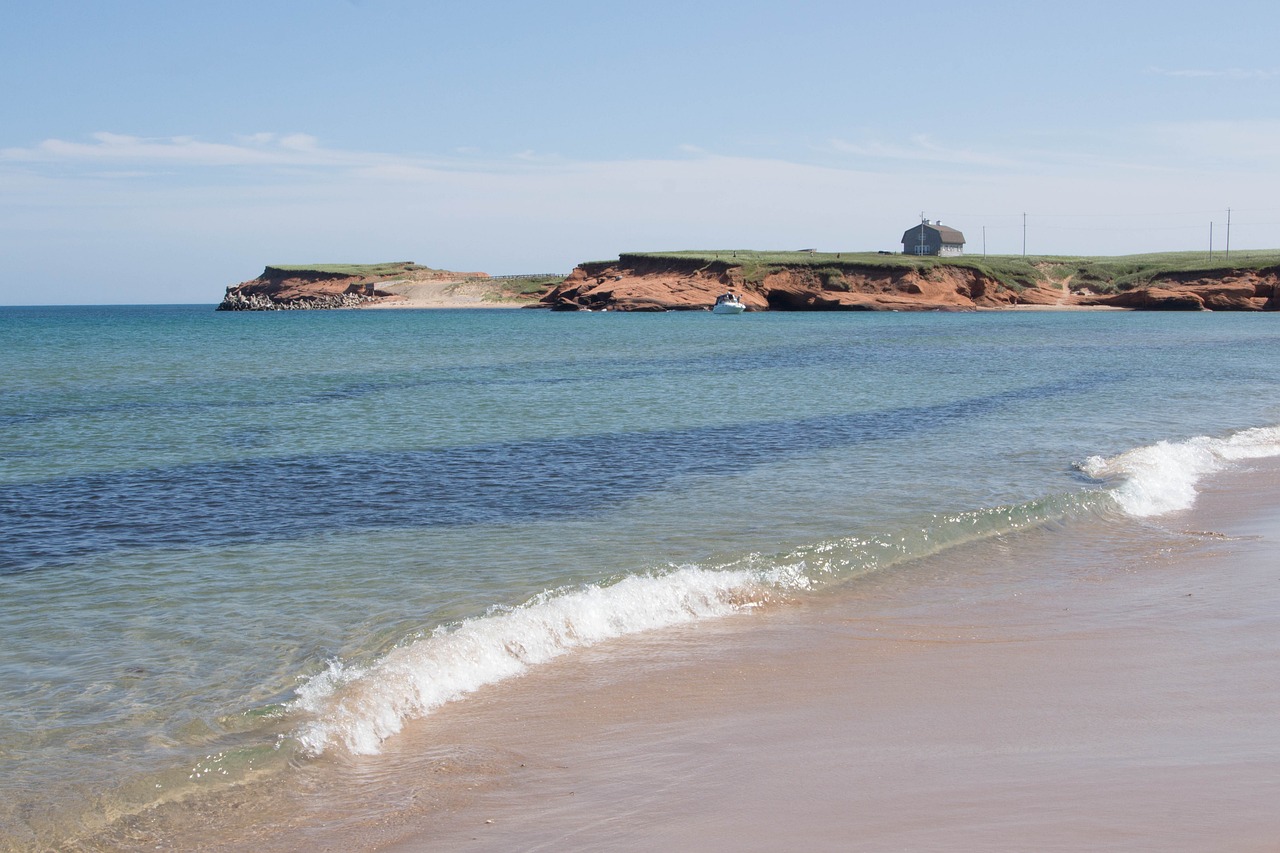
[290,566,783,755]
[288,423,1280,757]
[1081,425,1280,517]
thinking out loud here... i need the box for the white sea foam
[289,426,1280,756]
[1081,425,1280,517]
[291,565,800,756]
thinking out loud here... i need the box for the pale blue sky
[4,0,1280,304]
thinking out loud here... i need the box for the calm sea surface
[2,305,1279,848]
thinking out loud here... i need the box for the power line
[936,206,1280,219]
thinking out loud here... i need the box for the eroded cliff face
[1079,269,1280,311]
[542,258,734,312]
[540,256,1050,312]
[541,256,1280,312]
[756,265,1032,310]
[217,264,489,311]
[221,258,1280,313]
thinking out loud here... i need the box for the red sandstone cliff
[220,257,1280,313]
[541,256,1280,312]
[218,263,490,310]
[540,256,1058,312]
[1078,269,1280,311]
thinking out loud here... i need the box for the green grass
[621,250,1042,290]
[266,262,432,277]
[496,275,563,295]
[460,274,564,302]
[621,250,1280,293]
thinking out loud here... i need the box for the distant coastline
[216,263,559,311]
[218,251,1280,312]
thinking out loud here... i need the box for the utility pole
[983,225,987,258]
[1209,221,1214,259]
[1022,212,1027,257]
[1226,207,1232,262]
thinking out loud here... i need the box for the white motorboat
[712,292,745,314]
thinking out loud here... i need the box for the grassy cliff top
[620,250,1280,292]
[265,262,432,276]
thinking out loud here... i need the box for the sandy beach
[334,462,1280,852]
[360,279,531,309]
[10,310,1278,853]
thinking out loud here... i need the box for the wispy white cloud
[4,127,1280,305]
[1139,119,1280,165]
[825,134,1027,170]
[2,132,285,166]
[14,124,1274,190]
[7,126,1279,206]
[0,132,625,186]
[0,131,455,173]
[1146,66,1280,80]
[825,119,1280,179]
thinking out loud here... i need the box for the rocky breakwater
[218,289,379,311]
[540,253,1051,312]
[217,262,489,311]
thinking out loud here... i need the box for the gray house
[901,221,965,256]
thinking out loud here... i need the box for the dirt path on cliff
[1056,275,1072,305]
[1003,269,1100,310]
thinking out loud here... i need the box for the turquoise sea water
[2,305,1279,848]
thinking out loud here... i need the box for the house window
[912,244,931,255]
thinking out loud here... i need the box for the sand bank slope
[217,263,554,310]
[376,463,1280,852]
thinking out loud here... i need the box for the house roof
[932,225,965,244]
[902,223,966,245]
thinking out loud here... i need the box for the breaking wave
[286,424,1280,759]
[285,495,1084,757]
[1081,424,1280,517]
[290,565,805,756]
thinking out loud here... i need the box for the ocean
[2,305,1279,850]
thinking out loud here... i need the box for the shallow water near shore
[2,305,1279,850]
[377,466,1280,853]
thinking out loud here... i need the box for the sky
[3,0,1280,304]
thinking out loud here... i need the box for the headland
[216,263,559,311]
[217,251,1280,312]
[542,249,1280,312]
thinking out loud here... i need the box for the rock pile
[216,289,378,311]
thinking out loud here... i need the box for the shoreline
[12,312,1279,852]
[361,460,1280,851]
[986,302,1130,311]
[47,466,1279,850]
[353,283,1131,313]
[362,279,1129,311]
[218,252,1280,312]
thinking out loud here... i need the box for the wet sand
[109,464,1279,851]
[362,462,1280,852]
